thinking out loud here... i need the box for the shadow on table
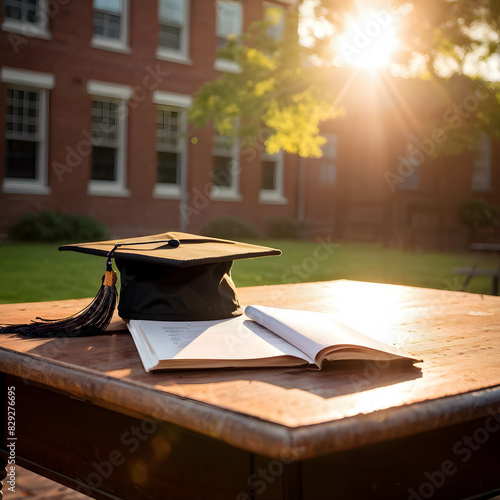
[161,361,423,400]
[22,331,422,401]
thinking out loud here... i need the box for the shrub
[461,199,499,230]
[201,216,259,240]
[266,216,304,239]
[10,211,109,242]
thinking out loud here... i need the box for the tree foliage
[189,0,500,158]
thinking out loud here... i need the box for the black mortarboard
[0,232,281,337]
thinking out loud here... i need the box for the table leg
[0,456,7,500]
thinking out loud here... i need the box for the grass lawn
[0,240,495,304]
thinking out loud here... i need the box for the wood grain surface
[1,280,499,460]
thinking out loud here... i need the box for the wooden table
[1,280,500,500]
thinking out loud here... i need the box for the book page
[245,305,415,364]
[127,320,158,373]
[129,315,314,369]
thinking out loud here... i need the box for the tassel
[0,269,117,338]
[0,237,179,338]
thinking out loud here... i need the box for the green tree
[189,0,500,158]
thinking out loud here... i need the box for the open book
[127,305,420,373]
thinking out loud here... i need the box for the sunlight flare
[336,9,400,71]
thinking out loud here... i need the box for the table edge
[2,346,500,461]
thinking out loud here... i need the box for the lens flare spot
[130,459,149,486]
[151,435,172,461]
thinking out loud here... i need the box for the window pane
[213,156,233,187]
[159,0,183,24]
[5,139,37,179]
[4,0,39,23]
[94,11,121,38]
[157,107,181,149]
[265,3,284,40]
[216,1,242,39]
[5,6,21,21]
[322,134,337,160]
[157,151,178,184]
[396,139,419,191]
[320,134,337,184]
[397,159,419,190]
[4,0,21,21]
[472,133,491,191]
[91,100,118,145]
[217,36,229,49]
[6,88,39,139]
[92,146,116,181]
[93,0,122,14]
[261,160,276,190]
[213,134,233,156]
[159,24,181,50]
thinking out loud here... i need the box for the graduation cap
[0,232,281,337]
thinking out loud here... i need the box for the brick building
[307,74,500,251]
[0,0,307,237]
[0,0,498,249]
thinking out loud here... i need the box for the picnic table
[454,243,500,295]
[1,280,500,499]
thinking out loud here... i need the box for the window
[216,1,242,49]
[5,0,38,23]
[153,91,192,199]
[211,133,241,200]
[87,80,131,196]
[264,2,285,40]
[5,88,39,180]
[320,133,337,185]
[92,0,130,53]
[2,0,50,39]
[90,99,119,181]
[261,156,277,190]
[213,135,234,187]
[397,139,420,191]
[156,106,186,193]
[214,1,242,72]
[2,67,54,194]
[472,133,492,191]
[259,148,286,204]
[157,107,180,184]
[93,0,121,39]
[157,0,191,64]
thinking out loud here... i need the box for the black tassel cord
[0,237,180,338]
[0,267,118,338]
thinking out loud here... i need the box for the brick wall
[0,0,300,237]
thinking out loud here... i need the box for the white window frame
[259,150,287,204]
[214,0,242,73]
[1,67,54,195]
[91,0,131,54]
[472,132,492,192]
[211,132,242,201]
[156,0,192,65]
[2,0,51,40]
[87,80,132,197]
[153,91,192,199]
